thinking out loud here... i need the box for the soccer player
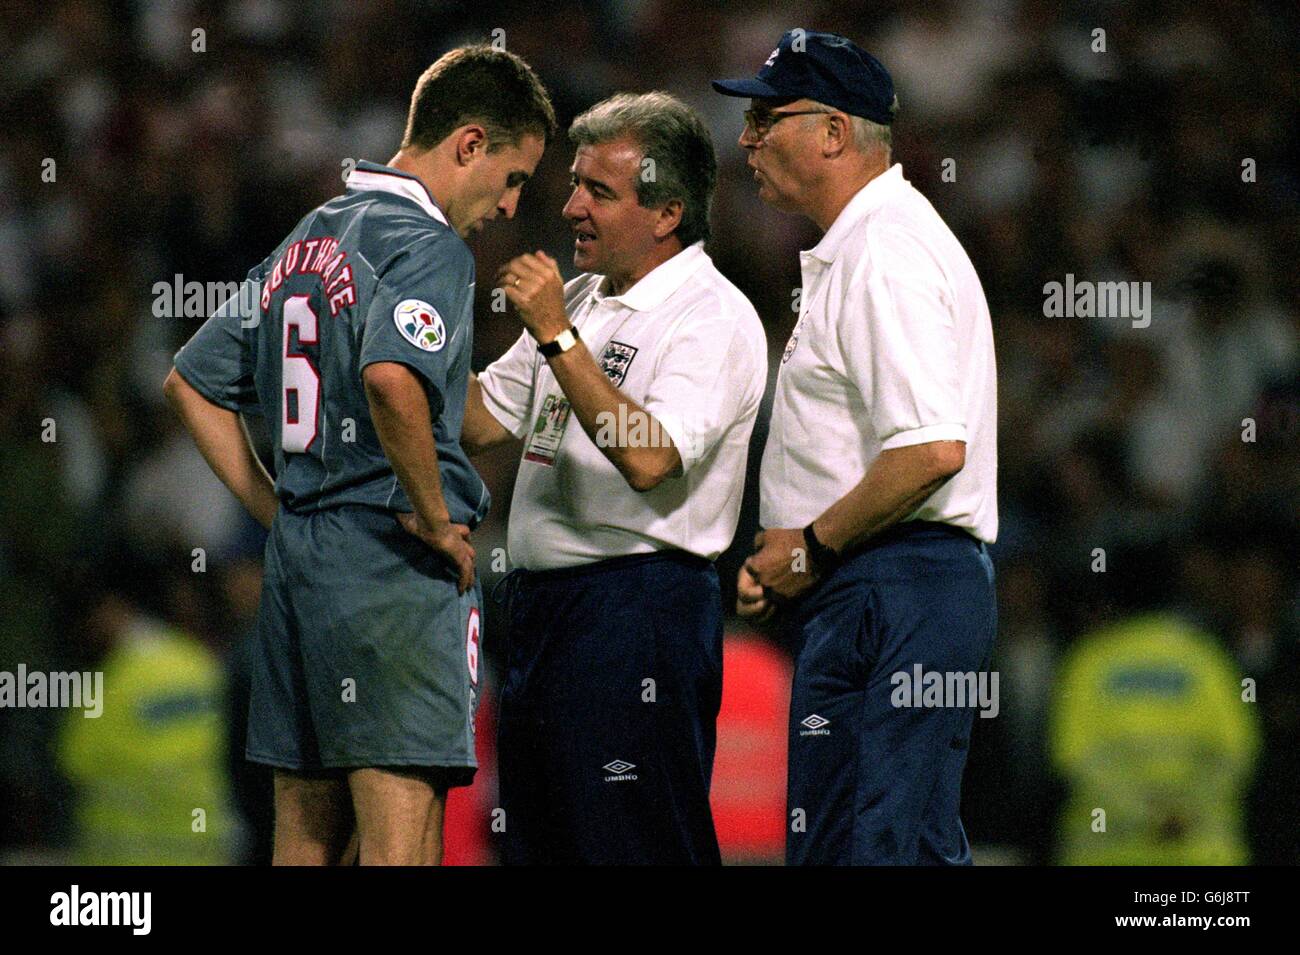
[462,92,767,864]
[163,46,556,865]
[713,31,999,865]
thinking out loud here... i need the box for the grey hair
[812,96,896,156]
[850,115,892,153]
[569,91,718,246]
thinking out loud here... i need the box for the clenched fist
[496,251,570,344]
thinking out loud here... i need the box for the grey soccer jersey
[174,160,489,525]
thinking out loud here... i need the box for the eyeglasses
[742,109,832,140]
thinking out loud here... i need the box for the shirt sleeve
[846,228,967,451]
[359,232,474,411]
[641,297,766,475]
[173,275,261,413]
[476,329,538,440]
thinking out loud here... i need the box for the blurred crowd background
[1,0,1297,865]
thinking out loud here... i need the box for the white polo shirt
[478,241,768,570]
[759,163,998,543]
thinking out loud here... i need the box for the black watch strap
[538,326,580,357]
[803,522,841,575]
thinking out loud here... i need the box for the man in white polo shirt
[462,92,767,864]
[714,30,998,865]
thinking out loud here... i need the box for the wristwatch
[538,326,580,357]
[803,521,841,576]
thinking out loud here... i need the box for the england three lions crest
[598,341,638,386]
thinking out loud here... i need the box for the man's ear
[822,112,851,158]
[455,124,488,165]
[654,199,684,240]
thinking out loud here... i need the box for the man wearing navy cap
[713,30,999,865]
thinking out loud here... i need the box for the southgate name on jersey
[258,235,358,317]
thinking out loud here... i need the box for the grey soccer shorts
[246,504,481,786]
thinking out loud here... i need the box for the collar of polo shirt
[345,160,451,227]
[592,241,710,311]
[805,163,905,265]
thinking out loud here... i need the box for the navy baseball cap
[711,29,897,125]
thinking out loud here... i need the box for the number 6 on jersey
[282,295,320,452]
